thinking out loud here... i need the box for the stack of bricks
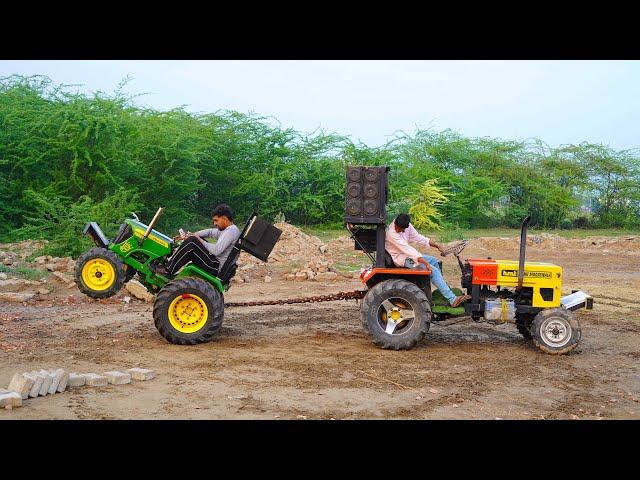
[1,367,156,410]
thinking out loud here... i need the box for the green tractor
[75,207,281,345]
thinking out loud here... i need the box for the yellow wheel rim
[168,293,209,334]
[81,258,116,291]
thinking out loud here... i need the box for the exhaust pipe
[517,215,531,291]
[141,207,164,245]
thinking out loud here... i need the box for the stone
[0,279,42,290]
[315,271,338,282]
[52,271,75,287]
[81,373,108,387]
[127,368,156,381]
[125,280,154,302]
[38,370,54,396]
[8,373,35,400]
[0,272,7,280]
[103,371,131,385]
[264,275,272,283]
[45,263,59,272]
[67,373,86,387]
[319,244,328,254]
[37,288,50,295]
[24,373,44,398]
[0,292,36,303]
[294,272,307,282]
[34,256,47,264]
[0,391,22,408]
[284,274,295,281]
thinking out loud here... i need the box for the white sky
[1,60,639,150]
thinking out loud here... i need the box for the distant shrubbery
[1,75,638,256]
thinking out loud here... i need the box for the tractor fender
[83,222,110,248]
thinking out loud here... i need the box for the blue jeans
[404,255,457,305]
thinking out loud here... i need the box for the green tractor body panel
[102,218,228,293]
[176,265,226,293]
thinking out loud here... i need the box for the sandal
[450,294,472,308]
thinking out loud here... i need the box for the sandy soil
[1,239,639,420]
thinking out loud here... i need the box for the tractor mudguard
[83,222,110,248]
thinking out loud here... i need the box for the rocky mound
[234,222,339,283]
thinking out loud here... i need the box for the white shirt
[385,221,430,267]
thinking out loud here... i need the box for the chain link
[224,290,367,308]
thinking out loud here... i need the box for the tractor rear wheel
[75,247,126,299]
[153,276,224,345]
[531,308,581,355]
[361,278,431,350]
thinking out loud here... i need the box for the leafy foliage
[408,179,449,230]
[1,75,639,257]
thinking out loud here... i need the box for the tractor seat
[384,250,396,268]
[218,243,241,286]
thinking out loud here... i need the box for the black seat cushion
[384,250,396,268]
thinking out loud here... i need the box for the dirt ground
[1,236,639,420]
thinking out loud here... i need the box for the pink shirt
[385,221,431,267]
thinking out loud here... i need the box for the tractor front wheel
[75,247,126,299]
[361,279,431,350]
[531,308,581,355]
[153,276,224,345]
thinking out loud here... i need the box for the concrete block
[0,391,22,408]
[53,369,69,392]
[81,373,108,387]
[24,372,44,398]
[67,373,86,387]
[38,370,54,396]
[103,371,131,385]
[47,369,62,394]
[127,368,156,381]
[8,373,35,400]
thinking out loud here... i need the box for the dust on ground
[1,227,639,419]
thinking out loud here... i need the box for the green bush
[1,74,639,258]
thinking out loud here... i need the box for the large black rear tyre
[75,247,126,299]
[531,308,581,355]
[361,279,431,350]
[153,276,224,345]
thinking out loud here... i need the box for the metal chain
[224,290,367,308]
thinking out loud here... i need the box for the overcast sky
[1,60,638,150]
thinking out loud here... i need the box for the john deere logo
[501,269,551,279]
[121,241,133,253]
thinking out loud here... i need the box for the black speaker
[344,166,389,224]
[239,215,282,262]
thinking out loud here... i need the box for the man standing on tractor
[155,204,241,277]
[386,213,471,308]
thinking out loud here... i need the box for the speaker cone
[347,168,362,182]
[347,199,362,216]
[363,183,378,198]
[364,168,379,182]
[347,182,361,198]
[363,199,378,215]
